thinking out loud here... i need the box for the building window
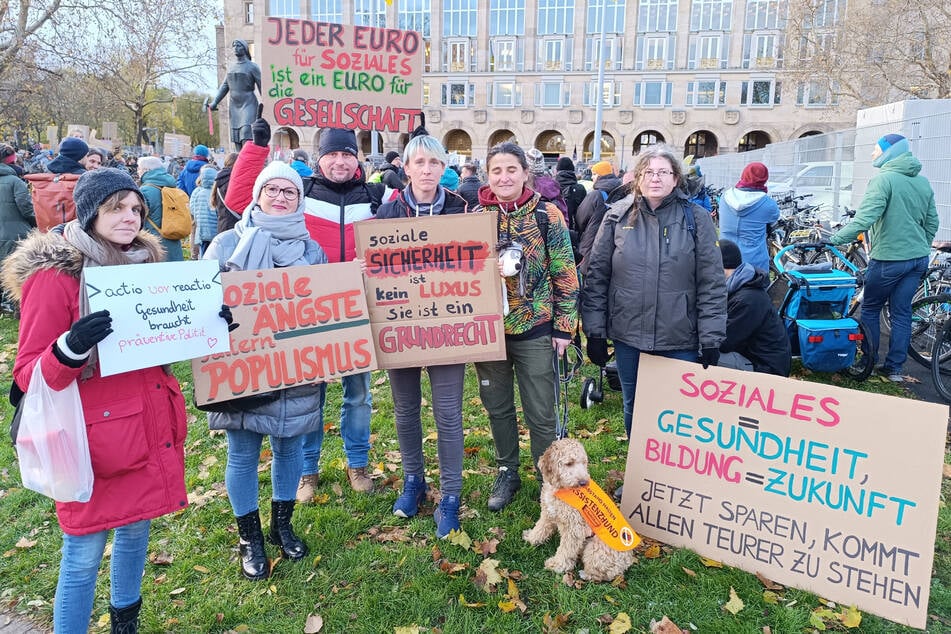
[490,38,522,72]
[537,37,572,71]
[584,36,623,71]
[798,31,835,62]
[685,79,726,106]
[634,80,672,106]
[744,0,783,30]
[536,81,570,107]
[268,0,300,17]
[684,131,717,157]
[586,0,626,33]
[397,0,431,37]
[488,81,522,107]
[538,0,574,35]
[636,34,674,70]
[442,39,476,72]
[584,80,621,107]
[740,79,781,106]
[807,0,843,28]
[491,0,525,36]
[311,0,341,22]
[742,32,782,68]
[423,83,430,106]
[688,34,727,69]
[690,0,732,31]
[637,0,678,32]
[443,0,477,37]
[245,1,254,23]
[634,130,665,153]
[796,81,838,106]
[442,82,475,107]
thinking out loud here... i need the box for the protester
[526,148,568,221]
[204,120,328,580]
[439,163,459,191]
[683,158,712,212]
[474,142,579,512]
[81,148,106,171]
[0,143,34,312]
[554,156,586,232]
[1,168,190,632]
[830,134,938,382]
[189,164,218,257]
[718,240,791,376]
[456,162,482,210]
[288,149,313,178]
[370,134,469,537]
[575,160,622,274]
[138,156,184,261]
[582,144,726,437]
[47,137,88,175]
[717,162,780,272]
[379,150,405,191]
[176,145,211,195]
[213,152,240,233]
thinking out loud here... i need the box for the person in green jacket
[137,156,184,261]
[830,133,938,382]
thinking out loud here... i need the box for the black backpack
[561,182,587,232]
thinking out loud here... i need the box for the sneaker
[434,495,461,538]
[487,467,521,512]
[347,466,374,493]
[296,473,319,503]
[392,474,428,518]
[887,373,905,383]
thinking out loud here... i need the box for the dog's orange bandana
[555,481,641,552]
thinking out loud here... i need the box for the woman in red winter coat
[1,168,192,633]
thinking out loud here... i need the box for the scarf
[226,205,312,271]
[402,186,446,217]
[62,220,160,379]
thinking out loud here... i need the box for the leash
[553,343,583,439]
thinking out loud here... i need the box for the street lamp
[620,133,626,171]
[592,0,608,162]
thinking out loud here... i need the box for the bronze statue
[209,40,262,150]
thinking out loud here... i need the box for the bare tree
[786,0,951,105]
[0,0,63,79]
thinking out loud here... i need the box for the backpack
[24,173,80,232]
[561,182,587,231]
[143,184,192,240]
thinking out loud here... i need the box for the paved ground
[0,612,46,634]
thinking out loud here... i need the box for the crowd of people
[0,122,937,631]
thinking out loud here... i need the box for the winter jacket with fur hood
[1,231,188,536]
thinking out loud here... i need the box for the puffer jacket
[203,226,329,437]
[176,157,209,196]
[582,190,726,351]
[189,167,218,243]
[376,185,467,219]
[718,188,780,272]
[0,163,35,260]
[140,167,185,261]
[1,231,187,536]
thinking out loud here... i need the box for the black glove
[586,337,610,367]
[64,310,113,355]
[699,347,720,369]
[219,304,238,332]
[251,118,271,147]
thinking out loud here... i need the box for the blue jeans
[225,429,303,515]
[614,343,698,437]
[302,371,372,474]
[54,519,151,633]
[861,257,928,373]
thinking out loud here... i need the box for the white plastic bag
[15,359,94,502]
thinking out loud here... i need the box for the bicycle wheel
[907,293,951,367]
[931,319,951,402]
[841,321,873,381]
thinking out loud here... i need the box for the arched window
[535,130,566,154]
[582,131,615,160]
[444,130,472,155]
[737,131,771,152]
[488,129,516,147]
[684,130,717,158]
[633,130,664,154]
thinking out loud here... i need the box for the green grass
[0,312,949,633]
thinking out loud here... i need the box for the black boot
[235,510,269,581]
[268,499,309,560]
[110,597,141,634]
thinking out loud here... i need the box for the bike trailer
[784,268,857,321]
[794,318,861,372]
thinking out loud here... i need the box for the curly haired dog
[522,438,634,582]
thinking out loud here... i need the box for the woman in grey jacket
[581,144,726,437]
[204,160,328,581]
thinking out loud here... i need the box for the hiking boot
[268,499,309,560]
[392,473,428,518]
[296,473,319,504]
[434,494,461,538]
[487,467,521,512]
[347,466,374,493]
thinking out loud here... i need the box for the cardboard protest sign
[262,18,423,133]
[84,261,230,377]
[621,355,946,629]
[192,262,376,406]
[354,213,505,369]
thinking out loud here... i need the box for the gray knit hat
[73,167,143,230]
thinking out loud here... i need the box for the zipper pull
[664,226,670,255]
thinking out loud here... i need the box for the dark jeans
[861,257,928,373]
[614,342,698,437]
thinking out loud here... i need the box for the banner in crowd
[85,261,230,376]
[354,213,505,369]
[192,262,376,406]
[261,18,424,133]
[621,355,946,628]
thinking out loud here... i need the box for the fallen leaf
[149,552,174,565]
[473,538,500,556]
[458,594,486,608]
[839,605,862,628]
[299,613,323,633]
[681,566,696,578]
[394,626,421,634]
[763,591,780,604]
[943,463,951,479]
[644,544,662,559]
[474,558,503,592]
[498,600,517,613]
[810,607,837,630]
[699,557,723,568]
[15,537,36,548]
[763,627,772,634]
[438,560,468,574]
[97,613,110,627]
[169,587,186,596]
[755,572,783,590]
[608,612,632,633]
[723,586,744,615]
[650,615,685,634]
[193,565,210,573]
[446,529,472,549]
[542,611,572,634]
[331,483,343,496]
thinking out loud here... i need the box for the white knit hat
[251,160,306,212]
[137,156,163,172]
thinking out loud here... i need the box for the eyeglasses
[641,169,674,179]
[262,185,299,200]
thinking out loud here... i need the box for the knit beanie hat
[251,160,306,212]
[736,162,769,191]
[591,161,613,177]
[0,144,15,164]
[873,133,910,168]
[59,137,89,163]
[193,145,210,158]
[526,148,547,175]
[556,156,575,172]
[138,156,163,173]
[74,167,143,230]
[200,165,218,187]
[384,150,400,163]
[292,149,309,163]
[318,128,358,158]
[719,239,743,269]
